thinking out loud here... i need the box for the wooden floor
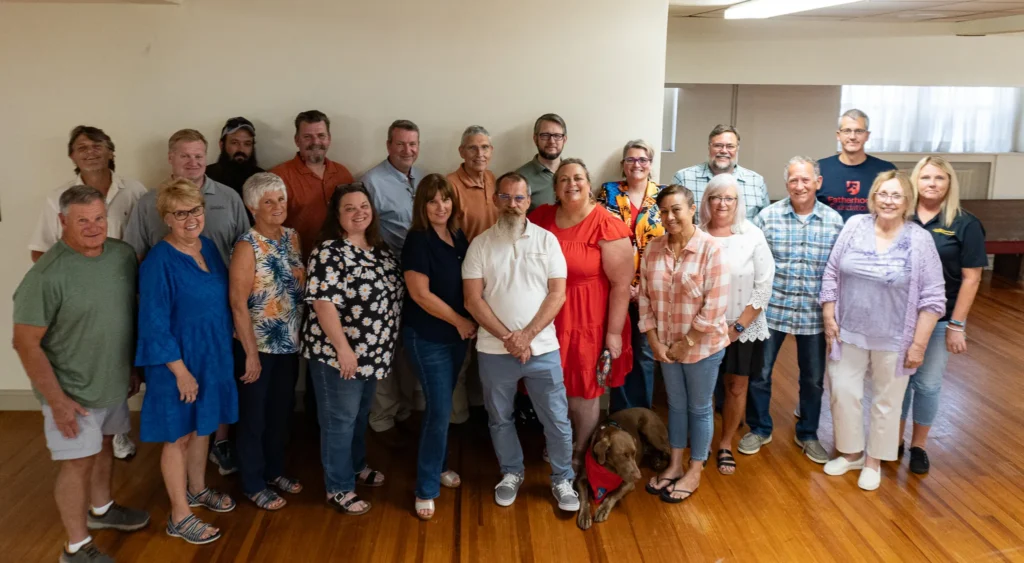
[3,275,1024,563]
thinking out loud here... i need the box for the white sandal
[414,498,435,520]
[440,470,461,489]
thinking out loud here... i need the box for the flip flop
[660,481,696,504]
[645,476,679,495]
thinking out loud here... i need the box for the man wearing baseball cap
[206,117,264,204]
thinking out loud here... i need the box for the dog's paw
[594,504,612,522]
[577,510,593,530]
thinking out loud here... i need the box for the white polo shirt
[28,173,148,253]
[462,220,567,356]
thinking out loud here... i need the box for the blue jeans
[747,329,826,442]
[404,328,468,500]
[609,304,656,413]
[478,350,574,483]
[308,360,377,495]
[660,349,725,462]
[901,322,949,426]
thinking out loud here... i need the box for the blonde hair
[157,177,204,217]
[910,156,961,227]
[866,170,915,220]
[698,174,748,233]
[167,128,208,152]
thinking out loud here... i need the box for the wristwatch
[733,323,746,334]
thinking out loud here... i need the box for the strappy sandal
[327,492,371,515]
[165,514,221,545]
[414,498,435,521]
[248,489,286,511]
[188,487,236,513]
[717,449,737,475]
[268,476,303,494]
[645,476,679,495]
[440,470,461,489]
[355,468,384,487]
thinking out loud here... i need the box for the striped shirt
[753,199,844,335]
[671,163,769,223]
[638,231,730,364]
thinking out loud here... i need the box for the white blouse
[714,222,776,342]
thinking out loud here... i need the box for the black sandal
[645,476,678,495]
[355,468,384,487]
[327,492,371,515]
[660,481,696,504]
[717,449,737,475]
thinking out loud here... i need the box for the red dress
[529,204,633,399]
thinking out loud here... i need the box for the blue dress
[137,237,238,443]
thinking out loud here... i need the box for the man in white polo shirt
[462,172,578,513]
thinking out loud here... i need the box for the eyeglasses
[537,133,565,142]
[709,196,737,204]
[875,192,905,202]
[624,157,652,165]
[839,128,868,137]
[497,194,529,204]
[170,205,205,221]
[710,143,738,152]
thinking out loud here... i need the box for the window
[840,85,1023,153]
[662,87,679,152]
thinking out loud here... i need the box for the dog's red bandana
[586,450,624,505]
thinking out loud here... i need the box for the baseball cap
[220,117,255,138]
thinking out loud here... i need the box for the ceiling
[670,0,1024,22]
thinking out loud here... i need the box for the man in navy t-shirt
[817,109,897,221]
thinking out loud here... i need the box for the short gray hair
[783,156,821,183]
[59,185,105,215]
[839,108,870,130]
[460,125,490,146]
[242,172,288,210]
[698,174,748,234]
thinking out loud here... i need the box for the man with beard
[205,117,264,203]
[462,172,578,512]
[447,125,497,242]
[671,124,769,223]
[817,109,896,221]
[270,110,354,261]
[515,114,567,211]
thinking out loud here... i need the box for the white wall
[0,0,669,397]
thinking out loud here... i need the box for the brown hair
[317,183,385,250]
[68,126,115,172]
[553,158,594,205]
[708,124,740,143]
[655,183,695,210]
[156,178,204,217]
[387,119,419,142]
[411,174,461,233]
[295,110,331,135]
[168,129,207,152]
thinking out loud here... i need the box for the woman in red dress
[529,158,634,469]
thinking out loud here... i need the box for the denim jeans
[308,359,377,495]
[747,329,826,442]
[659,349,725,461]
[404,327,468,500]
[901,321,949,426]
[609,303,656,413]
[233,342,299,495]
[478,350,574,483]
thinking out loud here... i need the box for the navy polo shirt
[913,210,987,322]
[400,228,470,343]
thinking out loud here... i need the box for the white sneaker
[823,454,865,476]
[858,466,881,491]
[551,480,580,512]
[112,433,136,460]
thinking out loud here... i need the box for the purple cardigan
[820,214,945,377]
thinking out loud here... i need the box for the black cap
[220,117,255,138]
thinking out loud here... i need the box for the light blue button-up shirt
[362,158,423,254]
[671,162,770,223]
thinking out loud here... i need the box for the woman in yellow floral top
[597,139,665,413]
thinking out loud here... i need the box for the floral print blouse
[238,228,305,354]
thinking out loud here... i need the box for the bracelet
[949,319,966,328]
[947,326,966,333]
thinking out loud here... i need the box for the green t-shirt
[13,240,137,408]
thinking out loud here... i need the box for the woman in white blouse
[699,174,775,475]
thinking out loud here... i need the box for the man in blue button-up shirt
[363,120,425,255]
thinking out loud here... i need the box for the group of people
[14,108,986,562]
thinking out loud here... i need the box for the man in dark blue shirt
[817,109,896,221]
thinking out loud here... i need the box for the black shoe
[897,441,905,459]
[909,447,930,474]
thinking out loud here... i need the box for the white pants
[828,343,910,461]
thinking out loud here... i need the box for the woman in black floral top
[302,183,404,515]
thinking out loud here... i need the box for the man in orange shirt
[447,126,498,241]
[270,110,354,260]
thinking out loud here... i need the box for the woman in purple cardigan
[819,170,945,492]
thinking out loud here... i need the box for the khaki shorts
[41,401,131,461]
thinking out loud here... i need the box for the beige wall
[0,0,669,397]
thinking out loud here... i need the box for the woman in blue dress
[137,178,238,545]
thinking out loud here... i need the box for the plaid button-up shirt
[638,231,730,364]
[671,163,770,223]
[752,199,844,335]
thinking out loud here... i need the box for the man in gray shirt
[363,119,424,254]
[123,129,250,266]
[516,113,567,211]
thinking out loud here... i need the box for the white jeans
[828,343,910,461]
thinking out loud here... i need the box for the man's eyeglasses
[170,205,205,221]
[537,133,565,142]
[839,128,868,137]
[624,157,652,165]
[710,143,738,152]
[709,196,738,205]
[497,194,529,204]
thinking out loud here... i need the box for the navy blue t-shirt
[400,228,470,344]
[817,154,897,221]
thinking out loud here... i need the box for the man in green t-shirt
[13,185,149,563]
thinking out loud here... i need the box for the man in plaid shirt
[740,156,844,464]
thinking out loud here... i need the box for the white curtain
[840,85,1023,153]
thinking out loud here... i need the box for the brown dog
[576,408,671,530]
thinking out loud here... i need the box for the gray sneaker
[494,473,524,507]
[60,543,113,563]
[737,432,772,455]
[551,479,580,512]
[794,436,828,464]
[87,502,150,531]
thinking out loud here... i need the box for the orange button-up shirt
[447,165,497,242]
[270,154,354,260]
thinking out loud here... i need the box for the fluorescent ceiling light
[724,0,866,19]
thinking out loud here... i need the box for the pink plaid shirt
[638,230,730,364]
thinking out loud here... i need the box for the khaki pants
[369,342,423,432]
[828,343,909,461]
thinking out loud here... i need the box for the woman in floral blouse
[302,183,404,515]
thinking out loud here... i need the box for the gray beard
[493,213,526,244]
